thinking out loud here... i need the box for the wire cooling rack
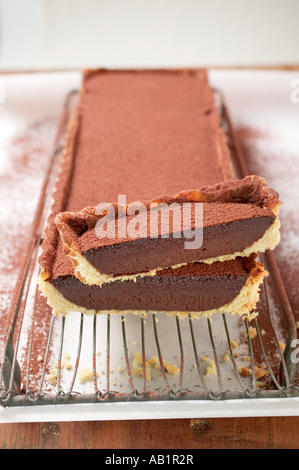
[1,87,298,409]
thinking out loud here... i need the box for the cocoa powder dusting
[0,118,59,391]
[235,125,299,318]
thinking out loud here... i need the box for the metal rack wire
[1,88,298,409]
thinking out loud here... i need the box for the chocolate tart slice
[55,175,280,287]
[38,254,266,319]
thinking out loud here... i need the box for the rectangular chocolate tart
[38,69,269,318]
[55,175,280,287]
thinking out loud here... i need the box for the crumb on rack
[238,366,252,377]
[148,355,179,375]
[254,364,269,380]
[117,365,126,374]
[78,368,99,384]
[279,341,286,351]
[132,351,179,380]
[224,350,231,362]
[242,355,251,361]
[48,368,58,385]
[65,360,73,370]
[132,351,151,381]
[161,358,179,375]
[202,356,216,376]
[256,380,266,388]
[244,326,257,340]
[246,311,258,322]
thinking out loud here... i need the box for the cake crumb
[246,311,258,321]
[37,355,43,362]
[161,359,179,375]
[224,350,231,362]
[256,380,266,389]
[78,368,99,384]
[254,365,269,380]
[133,351,143,365]
[242,355,251,361]
[238,366,252,377]
[202,356,216,377]
[65,360,73,370]
[132,352,152,381]
[231,340,238,349]
[133,352,179,379]
[147,356,160,369]
[279,342,286,351]
[48,368,58,385]
[244,326,257,340]
[118,365,126,374]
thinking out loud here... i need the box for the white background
[0,0,299,71]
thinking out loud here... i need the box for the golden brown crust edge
[38,102,81,281]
